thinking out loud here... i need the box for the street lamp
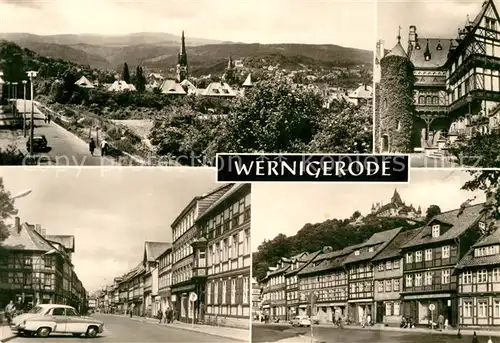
[26,71,38,155]
[22,80,27,137]
[12,82,18,118]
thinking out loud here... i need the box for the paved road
[12,100,112,166]
[10,314,237,343]
[252,324,500,343]
[410,154,458,168]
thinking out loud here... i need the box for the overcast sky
[0,0,374,49]
[378,0,485,51]
[251,170,485,251]
[1,167,218,292]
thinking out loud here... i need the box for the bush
[0,144,25,165]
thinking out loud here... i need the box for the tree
[462,170,500,219]
[0,177,19,249]
[425,205,441,223]
[450,129,500,168]
[134,66,146,92]
[122,63,131,84]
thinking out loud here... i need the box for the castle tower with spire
[224,54,235,84]
[377,28,415,153]
[176,31,188,82]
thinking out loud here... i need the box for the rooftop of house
[371,228,421,262]
[144,241,172,262]
[402,203,485,249]
[343,227,402,265]
[456,226,500,269]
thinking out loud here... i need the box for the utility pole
[22,80,27,137]
[12,82,18,118]
[26,71,38,155]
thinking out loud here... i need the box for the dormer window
[415,42,421,50]
[368,247,374,252]
[479,222,486,231]
[436,41,443,50]
[432,224,440,238]
[354,250,360,256]
[425,54,431,61]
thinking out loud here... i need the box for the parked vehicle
[310,316,320,324]
[290,315,312,327]
[26,135,48,152]
[10,304,104,338]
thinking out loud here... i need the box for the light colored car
[290,315,312,327]
[10,304,104,338]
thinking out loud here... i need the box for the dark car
[26,135,48,152]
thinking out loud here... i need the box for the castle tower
[225,54,235,83]
[176,31,188,82]
[391,189,403,205]
[377,29,415,153]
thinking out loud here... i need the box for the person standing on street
[47,113,51,124]
[101,138,108,157]
[471,331,479,343]
[5,300,15,325]
[438,314,444,331]
[157,309,163,324]
[89,138,96,156]
[164,309,169,324]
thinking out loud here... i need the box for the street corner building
[256,199,500,329]
[98,183,251,329]
[0,217,87,314]
[375,0,500,155]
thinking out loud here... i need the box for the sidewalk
[111,314,249,341]
[0,324,15,343]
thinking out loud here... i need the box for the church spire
[180,30,186,56]
[176,30,188,82]
[391,189,403,205]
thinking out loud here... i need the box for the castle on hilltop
[370,189,423,220]
[375,0,500,153]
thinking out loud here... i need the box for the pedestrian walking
[47,113,51,124]
[44,114,47,124]
[438,314,444,331]
[129,308,133,318]
[5,300,15,325]
[487,336,493,343]
[101,138,108,157]
[471,331,479,343]
[157,309,163,324]
[89,138,96,156]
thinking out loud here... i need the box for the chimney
[408,25,417,49]
[35,224,42,235]
[15,217,20,233]
[41,228,46,237]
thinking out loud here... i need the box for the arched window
[419,96,425,104]
[426,96,432,104]
[433,96,439,104]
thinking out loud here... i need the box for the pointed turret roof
[391,189,403,205]
[227,54,234,69]
[385,39,407,58]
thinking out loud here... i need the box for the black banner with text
[216,154,409,182]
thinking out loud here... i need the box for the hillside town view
[0,168,250,342]
[376,0,500,168]
[0,1,373,166]
[251,170,500,343]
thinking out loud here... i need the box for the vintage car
[290,315,312,327]
[10,304,104,338]
[26,135,48,152]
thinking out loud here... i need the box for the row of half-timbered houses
[259,201,500,328]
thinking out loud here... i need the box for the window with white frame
[406,275,413,287]
[415,251,422,262]
[231,279,236,304]
[463,300,472,317]
[386,261,392,270]
[394,279,400,291]
[222,280,227,304]
[378,280,384,292]
[424,272,433,285]
[425,249,433,261]
[442,270,450,284]
[378,263,384,271]
[394,259,400,269]
[432,225,440,238]
[415,273,422,286]
[385,302,392,316]
[493,268,500,282]
[442,246,450,259]
[393,302,400,316]
[243,277,249,304]
[478,269,488,283]
[406,253,413,264]
[385,280,392,292]
[494,300,500,318]
[478,300,488,318]
[207,283,212,304]
[214,281,219,305]
[462,271,472,284]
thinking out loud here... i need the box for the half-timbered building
[170,184,232,323]
[372,228,421,326]
[297,246,354,323]
[200,183,251,329]
[376,0,500,153]
[345,228,401,324]
[284,251,318,320]
[142,242,171,317]
[400,204,485,327]
[260,259,290,321]
[456,226,500,327]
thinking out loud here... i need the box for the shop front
[316,302,347,323]
[402,293,457,327]
[347,299,374,325]
[171,282,196,323]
